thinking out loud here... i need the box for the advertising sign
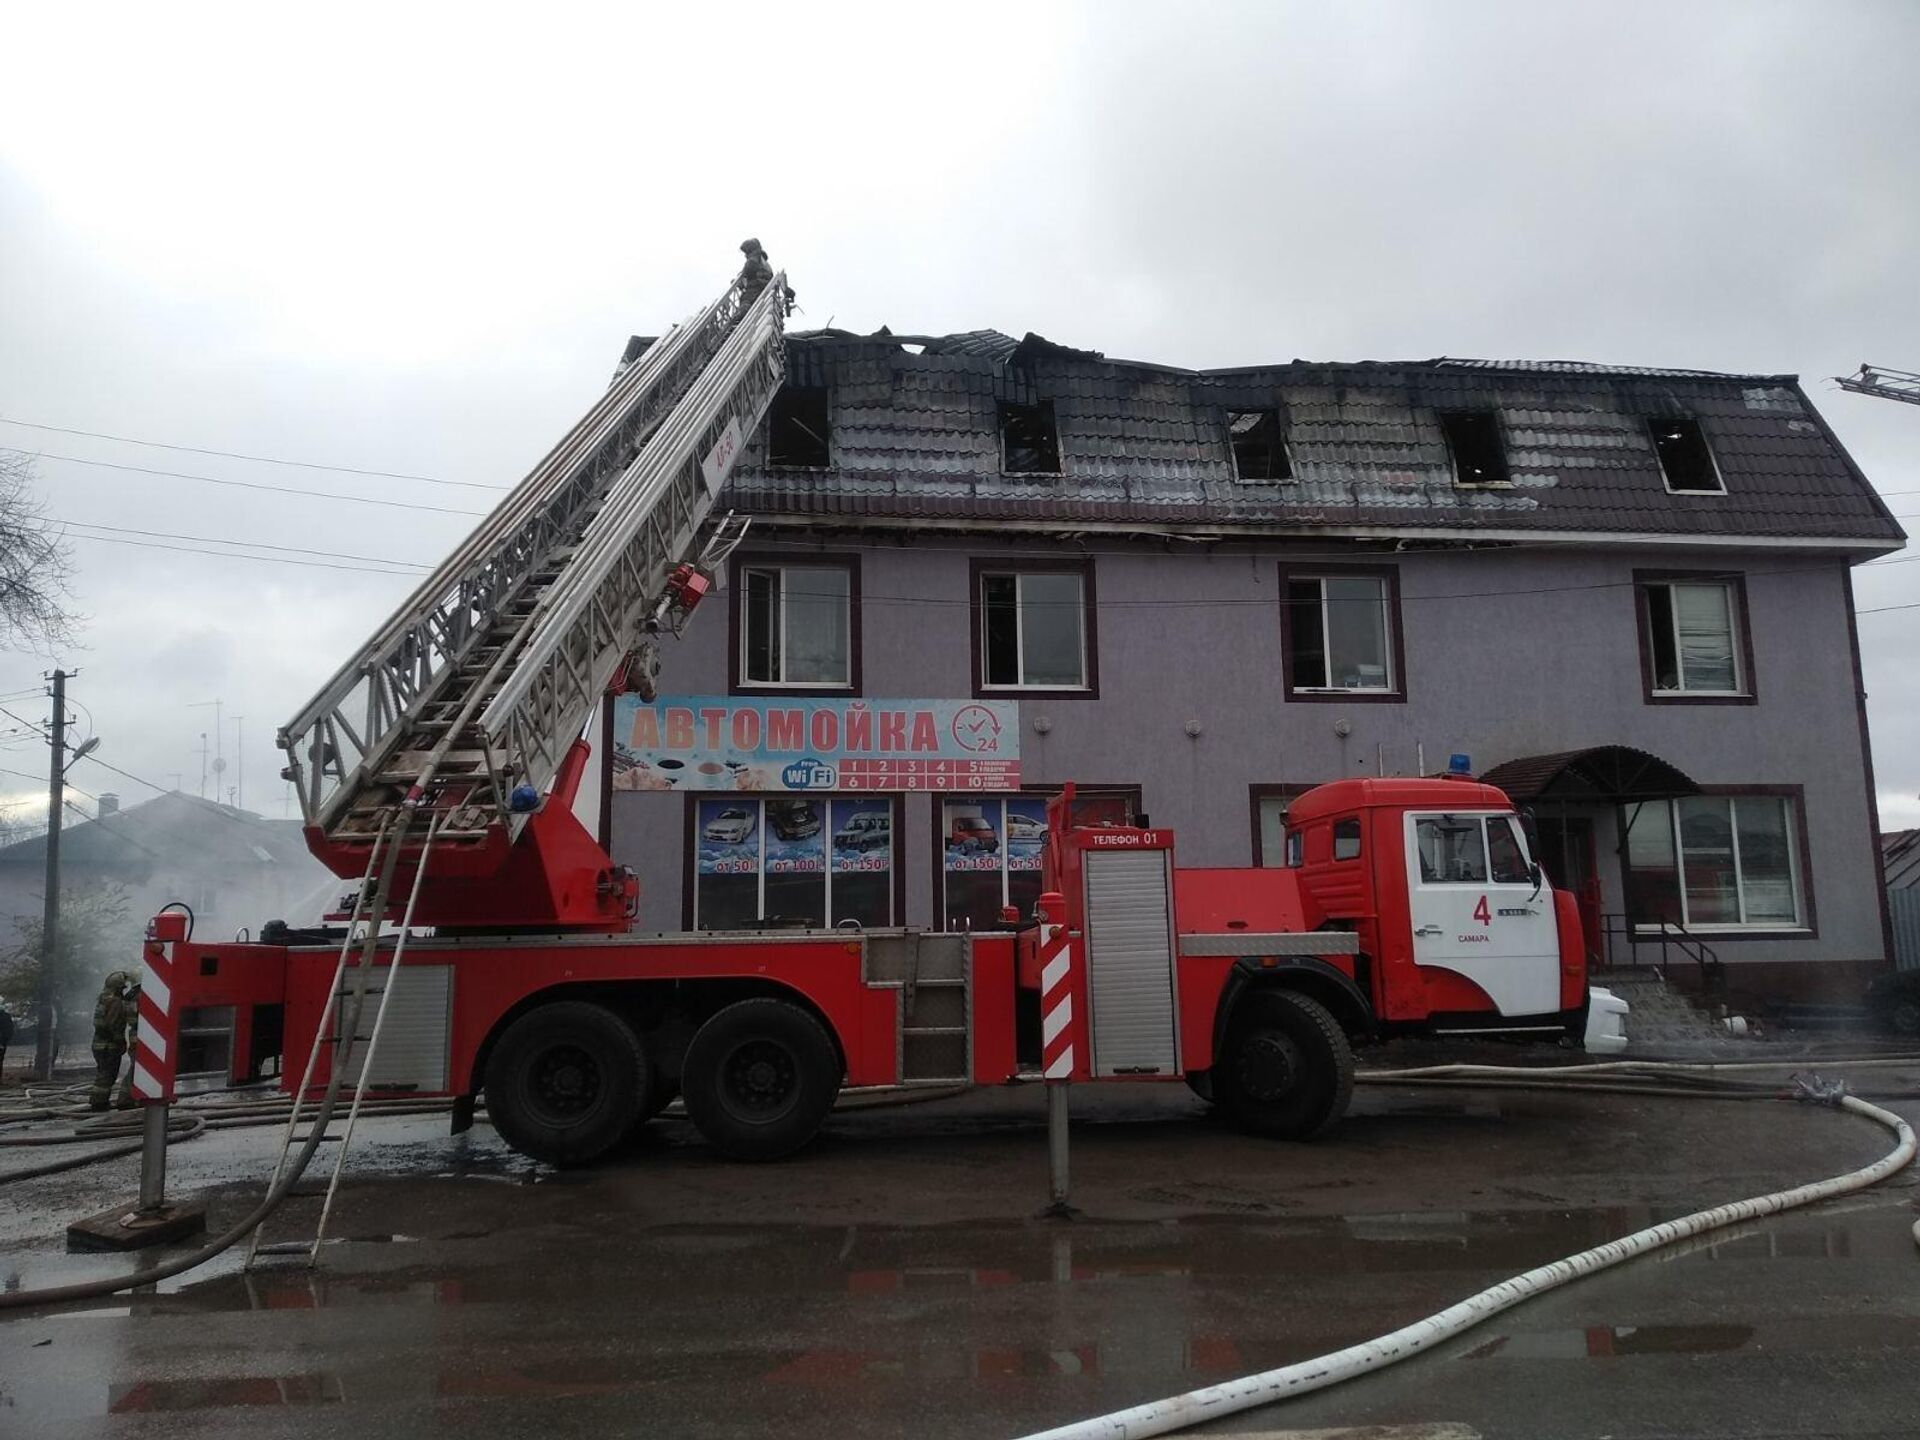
[612,696,1020,792]
[943,796,1048,873]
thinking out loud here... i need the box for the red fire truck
[130,247,1587,1166]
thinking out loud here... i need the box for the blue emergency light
[1448,753,1472,775]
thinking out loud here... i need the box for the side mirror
[1527,860,1544,899]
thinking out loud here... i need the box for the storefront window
[693,796,894,930]
[941,795,1051,931]
[939,790,1137,930]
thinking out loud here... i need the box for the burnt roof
[692,327,1905,549]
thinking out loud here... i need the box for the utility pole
[33,670,67,1081]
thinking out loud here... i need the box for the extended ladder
[279,247,790,869]
[245,815,442,1267]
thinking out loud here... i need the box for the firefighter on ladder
[88,970,139,1111]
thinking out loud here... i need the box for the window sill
[1633,925,1810,938]
[1285,687,1404,704]
[979,684,1093,697]
[731,680,860,697]
[1644,689,1755,706]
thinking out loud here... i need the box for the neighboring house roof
[0,791,313,878]
[1885,830,1920,889]
[699,327,1904,549]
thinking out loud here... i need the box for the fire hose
[1017,1063,1917,1440]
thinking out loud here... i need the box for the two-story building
[604,327,1905,1004]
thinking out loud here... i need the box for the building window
[692,795,896,930]
[1280,568,1402,699]
[1251,785,1313,866]
[999,400,1062,475]
[767,385,832,468]
[1623,794,1805,931]
[1439,409,1509,486]
[975,563,1094,694]
[939,789,1137,930]
[735,561,855,691]
[1636,574,1750,699]
[1647,416,1723,494]
[1228,409,1291,481]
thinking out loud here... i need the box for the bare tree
[0,452,75,650]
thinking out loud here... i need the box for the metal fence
[1891,889,1920,972]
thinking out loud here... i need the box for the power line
[6,447,488,517]
[59,518,430,572]
[66,532,430,577]
[41,520,1920,605]
[0,415,505,491]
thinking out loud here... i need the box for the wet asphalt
[2,1065,1918,1440]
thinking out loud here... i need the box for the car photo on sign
[833,808,891,856]
[768,798,822,841]
[947,813,999,854]
[703,806,757,845]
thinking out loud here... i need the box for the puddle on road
[1463,1323,1755,1361]
[109,1373,346,1412]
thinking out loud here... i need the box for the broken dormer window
[1647,416,1724,494]
[1228,409,1291,481]
[999,400,1062,475]
[1439,410,1509,486]
[767,385,832,468]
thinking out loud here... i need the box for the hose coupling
[1791,1073,1849,1106]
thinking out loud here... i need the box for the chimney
[97,793,120,817]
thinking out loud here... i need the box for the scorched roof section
[617,326,1904,549]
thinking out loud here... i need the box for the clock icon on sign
[950,705,1002,753]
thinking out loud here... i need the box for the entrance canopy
[1478,746,1700,805]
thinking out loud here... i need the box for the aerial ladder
[277,242,792,929]
[1835,364,1920,407]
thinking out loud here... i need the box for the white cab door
[1404,812,1561,1017]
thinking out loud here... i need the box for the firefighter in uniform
[88,971,139,1111]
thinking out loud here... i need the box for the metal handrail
[1597,911,1724,995]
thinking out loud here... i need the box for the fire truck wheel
[484,1001,651,1166]
[681,998,843,1161]
[1215,990,1354,1140]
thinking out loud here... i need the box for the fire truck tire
[681,998,843,1161]
[1214,990,1354,1140]
[483,1001,651,1166]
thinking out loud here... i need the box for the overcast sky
[0,0,1915,836]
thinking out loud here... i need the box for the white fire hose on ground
[1018,1064,1918,1440]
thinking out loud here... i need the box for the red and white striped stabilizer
[130,911,190,1103]
[1037,903,1078,1082]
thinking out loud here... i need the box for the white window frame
[1643,579,1746,697]
[1632,794,1806,933]
[1648,416,1727,497]
[738,564,852,689]
[979,570,1089,692]
[1289,575,1396,694]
